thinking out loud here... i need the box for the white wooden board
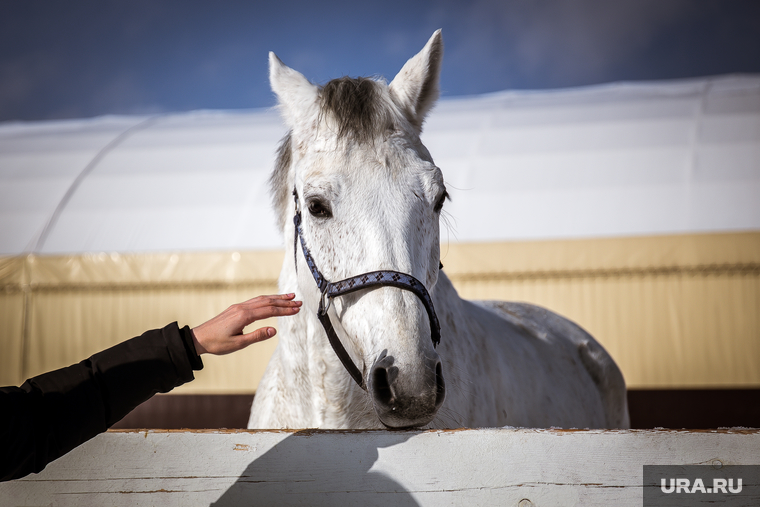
[2,429,758,506]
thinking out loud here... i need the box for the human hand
[191,293,302,355]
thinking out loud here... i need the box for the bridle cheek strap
[293,192,441,391]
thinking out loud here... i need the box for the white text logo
[660,478,742,494]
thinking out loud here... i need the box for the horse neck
[276,239,367,427]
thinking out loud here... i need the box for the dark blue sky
[1,0,759,122]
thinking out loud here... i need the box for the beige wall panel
[26,283,279,394]
[0,292,24,386]
[440,232,760,274]
[450,270,760,388]
[3,232,758,392]
[18,250,284,392]
[1,256,27,385]
[27,250,284,285]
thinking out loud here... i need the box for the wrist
[190,327,207,355]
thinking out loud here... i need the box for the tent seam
[28,115,163,254]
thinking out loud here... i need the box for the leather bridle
[292,189,441,390]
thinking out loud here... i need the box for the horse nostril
[372,365,394,406]
[435,361,445,408]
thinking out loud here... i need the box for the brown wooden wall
[110,390,760,430]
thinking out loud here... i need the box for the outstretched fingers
[238,293,303,322]
[191,293,302,355]
[232,294,303,348]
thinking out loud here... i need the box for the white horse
[249,30,630,430]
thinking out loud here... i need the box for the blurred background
[1,0,758,429]
[2,0,760,121]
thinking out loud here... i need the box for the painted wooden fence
[2,428,758,506]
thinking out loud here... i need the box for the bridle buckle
[319,285,332,316]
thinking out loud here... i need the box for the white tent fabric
[1,74,758,256]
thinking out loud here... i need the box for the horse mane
[319,76,394,144]
[269,76,396,230]
[269,131,293,231]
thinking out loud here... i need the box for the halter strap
[292,190,441,390]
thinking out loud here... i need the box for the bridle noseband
[292,189,441,390]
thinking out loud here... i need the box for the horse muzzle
[368,350,445,428]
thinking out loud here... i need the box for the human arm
[0,293,301,482]
[0,323,195,482]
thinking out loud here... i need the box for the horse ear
[269,52,319,129]
[389,29,443,131]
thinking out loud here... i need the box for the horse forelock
[319,77,395,144]
[271,77,401,231]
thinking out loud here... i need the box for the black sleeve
[0,321,203,482]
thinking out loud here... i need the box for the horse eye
[434,191,448,213]
[307,199,332,218]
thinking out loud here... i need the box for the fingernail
[267,328,276,337]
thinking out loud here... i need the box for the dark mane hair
[269,76,397,229]
[318,76,394,144]
[269,131,293,231]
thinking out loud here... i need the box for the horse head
[269,31,447,428]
